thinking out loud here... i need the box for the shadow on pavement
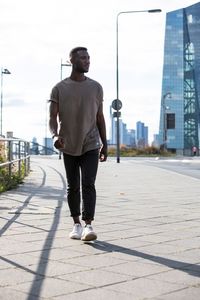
[0,165,47,237]
[26,166,67,300]
[88,240,200,277]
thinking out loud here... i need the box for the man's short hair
[69,47,87,58]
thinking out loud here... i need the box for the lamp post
[60,59,71,80]
[1,68,11,136]
[162,92,171,151]
[116,9,161,163]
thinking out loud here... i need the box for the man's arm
[49,101,64,149]
[49,101,59,137]
[97,103,107,162]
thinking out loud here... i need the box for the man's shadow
[86,240,200,277]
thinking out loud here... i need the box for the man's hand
[53,136,65,150]
[99,145,107,162]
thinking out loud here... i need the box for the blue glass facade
[159,2,200,155]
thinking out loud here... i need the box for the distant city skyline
[109,104,149,147]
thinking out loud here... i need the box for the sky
[0,0,198,144]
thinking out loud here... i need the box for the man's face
[73,50,90,73]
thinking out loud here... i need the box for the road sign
[112,99,122,111]
[113,111,121,118]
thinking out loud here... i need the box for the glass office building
[159,2,200,155]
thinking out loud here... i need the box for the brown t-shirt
[50,77,103,156]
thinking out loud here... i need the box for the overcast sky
[0,0,197,144]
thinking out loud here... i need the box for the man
[49,47,107,241]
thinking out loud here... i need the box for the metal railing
[0,138,30,181]
[30,141,58,155]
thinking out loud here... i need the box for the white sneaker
[69,223,83,239]
[81,224,97,241]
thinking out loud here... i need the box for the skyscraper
[136,121,148,148]
[159,2,200,155]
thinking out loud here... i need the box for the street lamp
[116,9,162,163]
[61,59,71,80]
[162,92,172,151]
[1,68,11,136]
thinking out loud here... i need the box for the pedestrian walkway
[0,156,200,300]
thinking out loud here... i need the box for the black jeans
[63,149,99,221]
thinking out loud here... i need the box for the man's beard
[75,64,89,73]
[79,68,88,73]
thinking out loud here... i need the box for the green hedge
[0,169,24,193]
[108,146,171,157]
[0,159,26,193]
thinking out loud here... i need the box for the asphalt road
[116,157,200,180]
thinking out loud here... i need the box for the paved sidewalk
[0,156,200,300]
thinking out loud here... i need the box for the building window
[167,113,175,129]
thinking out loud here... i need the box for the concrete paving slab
[149,268,200,285]
[51,287,134,300]
[103,260,171,277]
[0,287,35,300]
[58,269,131,288]
[104,277,186,299]
[13,277,92,298]
[155,287,200,300]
